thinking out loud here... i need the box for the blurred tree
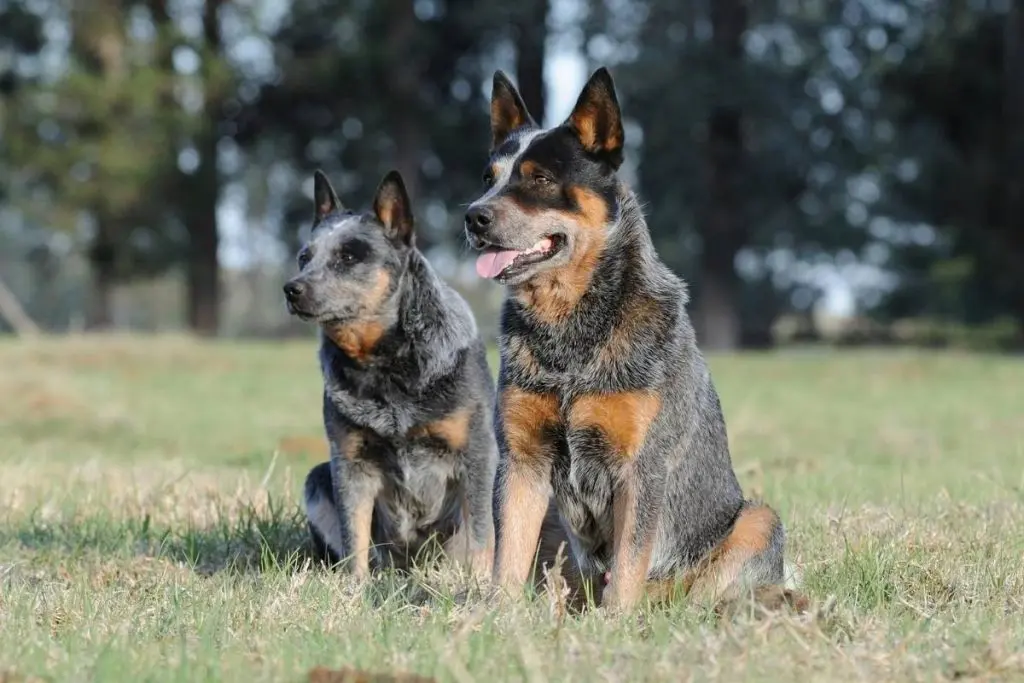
[880,3,1024,338]
[693,0,748,350]
[182,0,228,335]
[0,0,45,216]
[233,0,547,262]
[584,0,918,346]
[5,0,190,328]
[513,0,549,122]
[4,0,234,333]
[0,0,47,334]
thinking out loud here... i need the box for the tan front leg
[493,387,559,590]
[348,493,375,578]
[494,461,551,587]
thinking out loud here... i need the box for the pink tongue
[475,250,523,279]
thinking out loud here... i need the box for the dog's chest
[548,421,616,569]
[375,445,461,543]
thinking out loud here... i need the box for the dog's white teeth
[528,237,554,254]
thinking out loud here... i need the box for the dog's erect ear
[313,170,343,223]
[566,67,624,169]
[372,170,414,246]
[490,70,536,151]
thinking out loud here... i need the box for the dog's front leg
[326,421,382,578]
[338,465,380,578]
[602,461,664,611]
[568,390,664,611]
[493,387,559,591]
[462,432,498,579]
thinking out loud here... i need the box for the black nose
[283,280,306,301]
[465,205,494,236]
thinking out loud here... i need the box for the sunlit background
[1,0,1021,350]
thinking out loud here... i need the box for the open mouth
[475,234,566,281]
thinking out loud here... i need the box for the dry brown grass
[1,337,1023,682]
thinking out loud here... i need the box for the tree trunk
[186,203,220,335]
[186,0,223,336]
[386,0,422,207]
[1006,0,1024,341]
[514,0,549,125]
[694,0,748,351]
[697,270,741,350]
[87,234,116,330]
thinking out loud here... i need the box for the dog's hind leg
[304,462,344,567]
[684,501,787,605]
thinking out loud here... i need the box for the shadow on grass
[1,495,318,576]
[0,499,469,610]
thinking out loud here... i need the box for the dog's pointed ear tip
[493,70,512,86]
[379,170,408,195]
[589,67,616,90]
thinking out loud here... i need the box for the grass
[1,335,1023,682]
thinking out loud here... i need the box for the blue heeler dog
[463,68,803,612]
[285,169,497,578]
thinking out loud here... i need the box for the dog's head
[464,67,624,286]
[283,170,414,325]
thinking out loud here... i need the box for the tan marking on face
[364,269,391,311]
[411,407,472,452]
[519,159,539,179]
[500,387,560,464]
[321,270,391,362]
[512,186,608,324]
[570,185,608,229]
[568,391,661,460]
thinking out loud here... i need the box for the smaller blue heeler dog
[284,169,497,579]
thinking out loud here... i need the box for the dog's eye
[332,252,356,269]
[533,173,554,186]
[297,250,312,268]
[482,170,495,187]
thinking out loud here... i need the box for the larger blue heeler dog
[463,68,798,611]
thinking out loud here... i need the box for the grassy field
[1,336,1023,682]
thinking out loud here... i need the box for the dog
[285,169,497,579]
[463,67,791,611]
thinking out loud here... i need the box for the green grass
[1,335,1023,682]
